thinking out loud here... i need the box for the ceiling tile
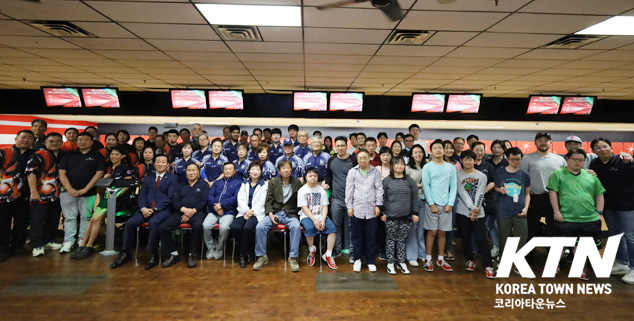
[579,36,634,50]
[95,50,173,60]
[368,56,436,66]
[146,39,229,52]
[432,57,504,67]
[488,14,609,34]
[244,62,304,70]
[118,60,184,68]
[1,57,61,66]
[364,64,425,73]
[236,53,303,63]
[557,60,631,69]
[477,67,543,75]
[305,43,378,55]
[305,70,358,78]
[0,21,48,36]
[412,0,531,12]
[375,45,454,57]
[305,54,371,64]
[399,11,507,31]
[50,58,124,67]
[63,38,154,50]
[583,51,634,61]
[304,7,399,28]
[304,28,391,44]
[424,32,479,46]
[464,33,563,48]
[305,63,364,72]
[0,48,36,58]
[494,59,563,68]
[228,42,302,53]
[164,51,238,61]
[258,27,303,42]
[0,36,78,49]
[519,0,634,15]
[356,72,414,79]
[85,1,207,23]
[73,22,137,38]
[121,23,219,40]
[446,47,528,59]
[0,1,109,21]
[517,49,606,60]
[20,48,103,59]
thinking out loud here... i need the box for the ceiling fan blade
[379,0,403,21]
[316,0,367,10]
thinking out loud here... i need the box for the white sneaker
[611,263,630,276]
[59,241,73,254]
[349,255,355,264]
[368,264,377,272]
[353,259,362,273]
[491,245,499,258]
[387,263,396,275]
[43,242,62,250]
[408,260,419,267]
[32,247,44,257]
[398,263,410,275]
[213,249,223,260]
[205,248,214,260]
[623,270,634,285]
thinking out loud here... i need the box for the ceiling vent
[213,25,262,41]
[387,30,435,45]
[543,34,607,49]
[27,21,94,37]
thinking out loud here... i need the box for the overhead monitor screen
[446,94,481,113]
[329,92,363,112]
[411,94,445,113]
[171,90,207,109]
[293,92,327,111]
[560,96,595,115]
[208,90,244,110]
[81,88,120,108]
[527,96,561,115]
[43,87,82,108]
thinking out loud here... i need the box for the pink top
[375,165,390,180]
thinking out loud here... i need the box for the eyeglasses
[593,146,610,151]
[569,158,585,163]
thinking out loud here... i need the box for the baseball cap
[534,132,552,141]
[564,135,582,143]
[283,138,293,146]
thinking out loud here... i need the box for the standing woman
[391,140,407,162]
[382,156,419,275]
[404,144,427,267]
[443,140,462,172]
[256,145,277,182]
[136,146,155,179]
[116,129,133,154]
[230,161,268,268]
[323,136,333,156]
[201,138,228,188]
[129,137,146,166]
[73,146,134,259]
[443,140,461,261]
[487,140,509,171]
[99,133,119,164]
[376,147,392,179]
[192,134,212,165]
[234,143,251,183]
[172,141,197,184]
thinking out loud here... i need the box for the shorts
[423,203,452,232]
[301,217,337,237]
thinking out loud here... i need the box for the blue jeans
[604,209,634,269]
[255,210,301,258]
[405,200,426,261]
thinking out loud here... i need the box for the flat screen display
[209,90,244,110]
[527,96,561,114]
[42,87,82,108]
[293,92,327,111]
[411,94,445,113]
[560,96,595,115]
[170,90,207,109]
[81,88,120,108]
[446,94,481,113]
[329,92,363,112]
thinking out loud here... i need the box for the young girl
[201,138,228,188]
[405,144,427,267]
[257,145,277,182]
[422,139,457,272]
[234,144,251,183]
[73,146,134,259]
[443,140,461,261]
[381,156,419,275]
[172,141,197,184]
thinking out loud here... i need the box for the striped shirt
[345,165,384,219]
[275,154,305,179]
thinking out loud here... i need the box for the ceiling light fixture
[576,16,634,36]
[195,4,301,27]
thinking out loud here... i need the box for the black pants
[29,201,61,248]
[158,212,204,255]
[351,216,377,264]
[456,214,493,267]
[230,216,258,257]
[0,201,30,251]
[527,193,554,240]
[376,218,386,254]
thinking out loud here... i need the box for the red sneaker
[465,260,476,272]
[437,259,453,272]
[423,260,434,272]
[307,248,315,266]
[322,254,337,270]
[486,267,496,279]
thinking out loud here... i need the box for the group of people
[0,120,632,284]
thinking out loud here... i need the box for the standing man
[303,136,330,184]
[146,126,158,149]
[179,128,191,146]
[58,132,105,253]
[519,133,567,242]
[364,138,380,167]
[376,132,388,153]
[325,136,357,258]
[26,132,64,257]
[293,130,311,160]
[31,119,48,151]
[191,123,203,150]
[275,138,305,180]
[288,124,300,146]
[166,129,182,162]
[346,133,358,154]
[110,154,177,270]
[222,125,241,163]
[269,128,284,162]
[403,134,415,157]
[248,134,260,161]
[409,124,427,153]
[84,126,104,150]
[466,135,480,149]
[547,149,605,280]
[222,127,231,142]
[0,130,35,261]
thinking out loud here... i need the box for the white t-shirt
[297,184,330,221]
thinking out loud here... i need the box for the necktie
[151,175,161,208]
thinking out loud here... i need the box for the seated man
[159,163,209,268]
[298,168,338,270]
[253,160,303,272]
[110,154,177,270]
[203,162,241,260]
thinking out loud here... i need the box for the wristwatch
[597,211,604,215]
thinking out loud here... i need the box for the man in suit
[110,154,177,270]
[253,160,303,272]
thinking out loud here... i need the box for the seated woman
[201,138,228,188]
[230,161,268,268]
[72,146,135,259]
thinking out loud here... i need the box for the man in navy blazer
[111,154,177,270]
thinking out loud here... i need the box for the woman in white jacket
[229,161,269,268]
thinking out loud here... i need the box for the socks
[325,250,332,257]
[171,251,178,256]
[309,245,316,253]
[426,255,432,262]
[438,255,444,262]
